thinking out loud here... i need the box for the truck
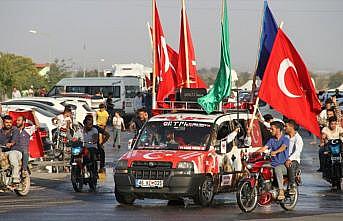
[113,110,263,206]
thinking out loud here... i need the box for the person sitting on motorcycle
[256,121,290,201]
[0,115,21,183]
[321,116,343,145]
[84,114,110,174]
[284,119,303,194]
[83,118,99,173]
[52,106,73,139]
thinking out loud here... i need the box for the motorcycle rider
[284,119,303,194]
[52,106,73,139]
[321,116,343,144]
[256,121,290,200]
[0,115,20,183]
[84,114,110,174]
[83,118,99,175]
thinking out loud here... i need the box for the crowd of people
[11,86,48,98]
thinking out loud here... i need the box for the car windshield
[134,121,213,151]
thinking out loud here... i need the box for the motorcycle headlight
[71,146,82,156]
[177,161,194,169]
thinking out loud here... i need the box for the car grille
[131,161,172,180]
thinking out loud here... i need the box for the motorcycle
[322,139,342,190]
[236,152,301,213]
[52,127,70,161]
[0,146,30,196]
[70,139,98,192]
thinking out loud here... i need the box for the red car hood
[120,149,208,168]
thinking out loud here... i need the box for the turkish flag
[258,29,322,137]
[176,10,207,89]
[153,2,178,103]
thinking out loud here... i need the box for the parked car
[2,100,61,116]
[2,104,57,139]
[8,97,66,112]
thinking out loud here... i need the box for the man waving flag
[198,0,231,114]
[258,29,322,137]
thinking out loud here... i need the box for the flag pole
[147,22,153,48]
[152,0,157,109]
[182,0,190,88]
[250,1,265,102]
[249,20,283,130]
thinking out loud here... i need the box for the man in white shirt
[12,87,21,99]
[133,93,143,112]
[285,119,303,194]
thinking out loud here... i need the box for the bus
[47,76,146,115]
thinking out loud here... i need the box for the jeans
[22,151,29,170]
[274,164,287,189]
[318,147,326,170]
[113,128,121,147]
[98,144,105,169]
[287,160,300,186]
[7,150,22,181]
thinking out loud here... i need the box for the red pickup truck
[114,111,262,206]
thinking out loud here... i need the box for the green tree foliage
[0,52,47,99]
[328,72,343,89]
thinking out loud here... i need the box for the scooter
[322,139,342,190]
[236,152,301,213]
[0,146,30,196]
[70,139,98,192]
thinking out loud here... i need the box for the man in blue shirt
[256,121,290,200]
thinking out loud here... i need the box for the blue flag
[255,1,278,79]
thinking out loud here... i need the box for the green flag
[198,0,231,114]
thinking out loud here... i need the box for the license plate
[331,156,341,161]
[126,102,132,107]
[135,179,163,188]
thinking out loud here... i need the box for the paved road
[0,130,342,221]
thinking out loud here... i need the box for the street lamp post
[29,29,52,74]
[98,58,105,77]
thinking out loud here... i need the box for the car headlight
[177,162,194,169]
[114,160,128,174]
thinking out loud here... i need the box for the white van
[47,77,144,115]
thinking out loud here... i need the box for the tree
[328,72,343,89]
[0,52,47,99]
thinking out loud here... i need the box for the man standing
[256,121,290,200]
[129,108,148,136]
[12,87,21,99]
[106,93,114,124]
[285,119,303,194]
[112,111,125,150]
[96,103,109,129]
[133,93,143,112]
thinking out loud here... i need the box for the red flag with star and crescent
[176,10,207,89]
[153,1,179,103]
[258,29,322,137]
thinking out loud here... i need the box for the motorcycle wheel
[236,180,258,213]
[54,142,65,161]
[15,174,30,196]
[71,167,83,192]
[280,187,298,211]
[193,176,214,207]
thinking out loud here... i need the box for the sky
[0,0,342,73]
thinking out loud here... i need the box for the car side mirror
[128,139,133,150]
